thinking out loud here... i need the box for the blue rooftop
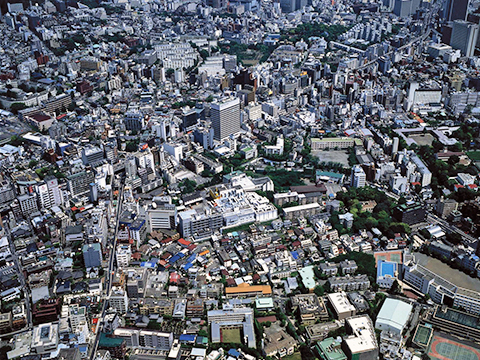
[179,334,196,342]
[141,261,156,268]
[291,251,299,260]
[228,349,241,358]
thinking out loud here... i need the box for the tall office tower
[393,0,421,17]
[443,0,469,22]
[392,137,399,155]
[210,98,241,140]
[206,0,227,7]
[450,20,479,57]
[351,165,367,188]
[280,0,296,12]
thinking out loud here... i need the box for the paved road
[368,182,400,201]
[355,25,433,71]
[89,183,124,360]
[426,212,477,246]
[3,220,32,331]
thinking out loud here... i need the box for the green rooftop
[223,171,244,181]
[316,170,345,179]
[255,297,274,309]
[316,337,347,360]
[395,202,424,211]
[299,265,316,290]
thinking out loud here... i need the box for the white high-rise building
[136,148,156,176]
[109,288,129,314]
[116,245,132,268]
[392,137,399,155]
[82,146,104,166]
[125,157,137,177]
[351,165,366,188]
[69,304,87,334]
[36,178,64,209]
[210,98,241,140]
[151,116,177,141]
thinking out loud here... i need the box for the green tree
[314,285,325,296]
[448,155,460,166]
[198,329,209,337]
[199,49,209,59]
[10,102,26,113]
[125,141,139,152]
[180,179,197,194]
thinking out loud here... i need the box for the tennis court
[374,250,403,264]
[428,334,480,360]
[413,324,433,347]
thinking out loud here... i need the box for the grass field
[221,328,242,344]
[283,352,302,360]
[467,151,480,161]
[428,334,480,360]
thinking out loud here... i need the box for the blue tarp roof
[291,251,299,260]
[228,349,241,358]
[140,261,156,268]
[179,334,196,342]
[170,255,181,263]
[183,262,193,270]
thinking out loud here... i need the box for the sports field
[374,250,403,264]
[220,327,242,344]
[413,324,433,347]
[428,334,480,360]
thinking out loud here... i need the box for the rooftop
[376,298,413,330]
[317,337,347,360]
[225,283,272,295]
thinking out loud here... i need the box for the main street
[4,219,32,331]
[89,182,125,360]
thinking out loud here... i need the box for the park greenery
[280,22,350,43]
[331,251,377,280]
[259,138,294,162]
[261,168,305,191]
[413,142,479,200]
[219,42,274,64]
[179,179,197,194]
[332,186,411,238]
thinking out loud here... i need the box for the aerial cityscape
[1,0,480,359]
